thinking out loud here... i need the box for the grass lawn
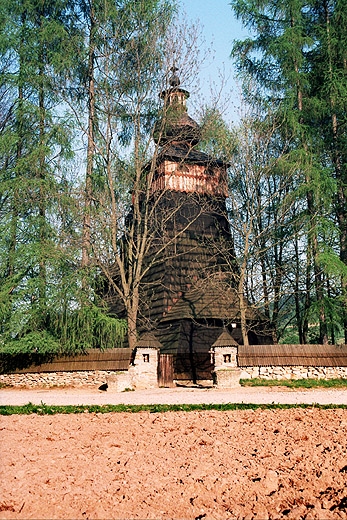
[240,377,347,388]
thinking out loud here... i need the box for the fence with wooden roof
[0,349,132,375]
[238,344,347,367]
[2,341,347,389]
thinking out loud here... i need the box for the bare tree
[225,108,299,345]
[84,11,205,350]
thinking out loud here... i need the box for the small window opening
[143,353,150,363]
[223,354,231,363]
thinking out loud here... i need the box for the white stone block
[107,372,132,392]
[213,368,241,388]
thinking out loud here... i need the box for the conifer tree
[0,0,127,354]
[230,0,346,343]
[306,0,347,342]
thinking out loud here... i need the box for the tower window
[143,354,150,363]
[223,354,231,363]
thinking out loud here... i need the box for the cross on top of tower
[169,65,180,87]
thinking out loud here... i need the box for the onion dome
[154,67,201,147]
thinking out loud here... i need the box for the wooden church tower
[138,69,272,378]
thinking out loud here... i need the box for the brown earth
[1,408,347,520]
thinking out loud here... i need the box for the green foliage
[199,108,237,159]
[0,0,144,356]
[48,304,127,354]
[319,251,347,282]
[0,306,127,357]
[0,401,346,416]
[240,378,347,389]
[229,0,347,343]
[0,331,60,356]
[279,327,300,345]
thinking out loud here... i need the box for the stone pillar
[210,340,241,388]
[212,367,241,388]
[128,347,159,390]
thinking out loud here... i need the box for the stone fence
[1,370,118,389]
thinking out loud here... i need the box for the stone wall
[240,365,347,380]
[0,370,125,389]
[209,344,347,387]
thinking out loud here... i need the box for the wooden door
[158,354,175,387]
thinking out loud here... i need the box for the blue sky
[177,0,249,122]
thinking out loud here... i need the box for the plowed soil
[1,408,347,519]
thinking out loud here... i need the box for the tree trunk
[294,27,328,344]
[256,187,270,319]
[127,286,139,352]
[302,244,311,344]
[82,2,96,269]
[294,234,304,343]
[188,321,197,384]
[38,17,47,325]
[239,230,249,346]
[307,189,328,344]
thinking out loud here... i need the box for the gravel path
[1,385,347,406]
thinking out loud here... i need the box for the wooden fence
[1,348,132,374]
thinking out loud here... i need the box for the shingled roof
[136,331,163,349]
[212,330,239,347]
[238,344,347,367]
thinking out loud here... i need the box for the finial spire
[154,65,200,146]
[169,65,180,87]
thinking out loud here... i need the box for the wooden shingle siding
[238,344,347,367]
[160,282,259,322]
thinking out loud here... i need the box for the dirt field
[1,408,347,519]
